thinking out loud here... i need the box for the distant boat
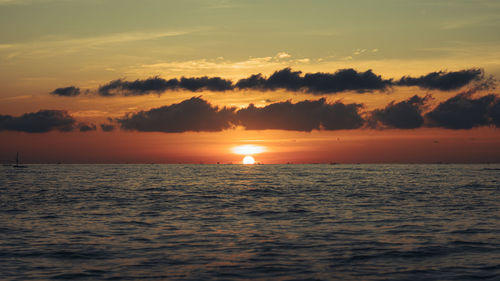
[13,152,27,168]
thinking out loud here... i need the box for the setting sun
[242,155,256,165]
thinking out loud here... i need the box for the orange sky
[1,74,499,164]
[1,127,499,164]
[1,1,500,163]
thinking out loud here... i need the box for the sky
[1,0,500,164]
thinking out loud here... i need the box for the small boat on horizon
[13,152,27,168]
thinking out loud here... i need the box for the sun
[232,144,265,164]
[243,155,256,165]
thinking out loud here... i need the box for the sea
[1,164,499,280]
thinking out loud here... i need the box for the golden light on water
[242,155,256,165]
[232,145,266,155]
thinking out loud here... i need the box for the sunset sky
[1,0,500,163]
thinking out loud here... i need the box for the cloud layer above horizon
[50,68,494,97]
[0,110,95,133]
[5,92,499,133]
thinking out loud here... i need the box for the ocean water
[1,164,499,281]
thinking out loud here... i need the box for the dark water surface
[1,164,499,280]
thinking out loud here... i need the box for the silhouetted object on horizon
[13,152,27,168]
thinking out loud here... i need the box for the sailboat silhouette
[13,152,27,168]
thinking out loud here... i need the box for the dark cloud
[397,69,486,91]
[370,93,500,130]
[100,124,115,132]
[117,97,364,133]
[79,123,97,132]
[303,69,392,94]
[236,98,364,131]
[0,110,77,133]
[100,93,500,134]
[370,95,430,129]
[51,86,81,97]
[425,93,497,129]
[98,77,178,96]
[258,68,303,91]
[52,68,495,98]
[117,97,236,132]
[237,100,322,131]
[234,74,267,90]
[179,77,233,92]
[236,68,392,94]
[97,76,233,96]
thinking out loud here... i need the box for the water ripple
[1,164,499,280]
